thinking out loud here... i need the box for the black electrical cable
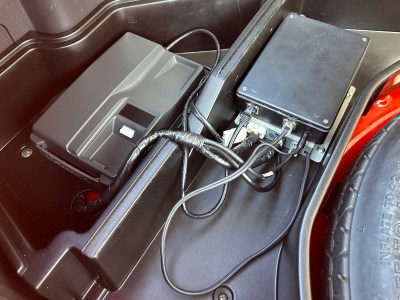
[173,29,221,134]
[169,29,222,219]
[243,171,280,193]
[181,121,244,218]
[205,139,283,183]
[260,130,311,179]
[205,142,273,191]
[200,148,233,169]
[258,141,292,156]
[180,96,257,218]
[181,75,212,133]
[166,28,221,55]
[232,134,259,155]
[181,169,230,219]
[270,155,293,174]
[72,127,302,216]
[204,139,261,164]
[227,122,246,147]
[267,154,282,189]
[180,121,256,218]
[73,130,231,217]
[181,108,273,219]
[245,154,283,193]
[290,130,311,155]
[205,131,294,182]
[251,128,290,168]
[160,148,311,296]
[190,102,223,143]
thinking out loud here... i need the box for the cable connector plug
[296,130,311,150]
[240,105,258,127]
[282,118,297,134]
[290,130,311,155]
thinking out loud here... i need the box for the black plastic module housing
[31,33,203,184]
[237,13,369,144]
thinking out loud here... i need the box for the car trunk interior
[0,0,400,299]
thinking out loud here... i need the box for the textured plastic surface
[31,32,203,182]
[0,0,259,150]
[237,13,368,132]
[101,157,315,299]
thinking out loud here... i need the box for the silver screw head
[218,293,228,300]
[316,146,325,153]
[21,147,33,158]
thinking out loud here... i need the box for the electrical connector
[222,127,247,146]
[240,105,258,127]
[282,118,297,134]
[289,130,311,155]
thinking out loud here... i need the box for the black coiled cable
[160,147,311,296]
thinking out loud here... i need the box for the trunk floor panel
[104,156,315,299]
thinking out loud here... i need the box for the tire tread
[326,115,400,300]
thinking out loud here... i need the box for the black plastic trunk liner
[106,156,314,299]
[0,126,99,247]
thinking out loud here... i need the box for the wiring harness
[72,28,312,297]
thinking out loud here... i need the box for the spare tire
[326,114,400,300]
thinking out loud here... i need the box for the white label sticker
[119,125,135,138]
